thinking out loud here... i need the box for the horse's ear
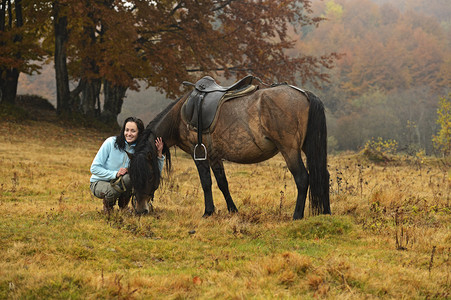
[126,151,134,160]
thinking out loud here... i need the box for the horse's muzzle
[136,208,149,215]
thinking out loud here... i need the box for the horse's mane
[128,132,160,194]
[128,96,185,193]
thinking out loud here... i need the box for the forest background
[7,0,451,154]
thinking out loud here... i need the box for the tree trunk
[0,69,19,104]
[53,1,86,115]
[0,0,4,102]
[53,2,71,114]
[0,0,22,105]
[75,8,102,118]
[102,80,127,127]
[81,79,102,118]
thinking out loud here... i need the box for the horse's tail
[303,91,331,215]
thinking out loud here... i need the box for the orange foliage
[293,0,449,97]
[45,0,341,99]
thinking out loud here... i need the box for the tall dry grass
[0,120,450,299]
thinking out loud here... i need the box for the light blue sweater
[90,136,164,183]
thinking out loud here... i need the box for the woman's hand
[117,168,128,177]
[155,137,164,158]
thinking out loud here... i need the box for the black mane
[128,97,183,194]
[128,132,160,194]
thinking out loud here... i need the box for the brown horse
[128,80,330,219]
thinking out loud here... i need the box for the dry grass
[0,120,450,299]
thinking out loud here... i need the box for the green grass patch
[287,215,353,239]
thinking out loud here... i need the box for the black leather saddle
[182,75,256,130]
[181,75,257,160]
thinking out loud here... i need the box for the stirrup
[194,143,207,161]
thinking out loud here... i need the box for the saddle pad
[181,85,258,132]
[194,75,254,92]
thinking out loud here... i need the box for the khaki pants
[90,174,132,208]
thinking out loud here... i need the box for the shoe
[118,193,131,209]
[103,197,115,213]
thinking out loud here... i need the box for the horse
[128,77,330,219]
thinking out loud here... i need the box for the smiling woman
[89,117,165,213]
[124,121,139,144]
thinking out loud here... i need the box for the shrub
[432,93,451,157]
[362,137,398,162]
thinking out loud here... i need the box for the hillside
[0,120,449,298]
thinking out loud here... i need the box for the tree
[433,94,451,157]
[48,0,339,126]
[5,0,337,125]
[0,0,45,105]
[132,0,339,98]
[50,0,151,122]
[294,0,449,152]
[53,0,80,114]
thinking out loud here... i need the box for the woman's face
[124,121,139,143]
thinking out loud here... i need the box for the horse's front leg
[194,160,215,217]
[211,160,238,213]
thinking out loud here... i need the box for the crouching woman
[89,117,164,212]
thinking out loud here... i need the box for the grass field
[0,120,450,299]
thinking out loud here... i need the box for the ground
[0,118,449,299]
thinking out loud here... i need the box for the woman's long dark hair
[115,117,145,151]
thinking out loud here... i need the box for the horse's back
[256,85,310,149]
[256,85,310,127]
[210,85,310,163]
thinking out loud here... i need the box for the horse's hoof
[228,207,238,213]
[293,214,304,220]
[202,211,214,218]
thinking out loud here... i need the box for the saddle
[181,75,258,160]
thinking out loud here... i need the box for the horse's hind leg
[282,152,309,220]
[194,160,215,217]
[211,160,238,213]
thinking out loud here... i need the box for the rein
[110,176,127,193]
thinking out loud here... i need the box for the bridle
[131,188,155,213]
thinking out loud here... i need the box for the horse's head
[128,136,163,215]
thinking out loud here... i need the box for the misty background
[16,0,450,154]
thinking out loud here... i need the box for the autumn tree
[131,0,339,98]
[93,0,148,124]
[433,94,451,157]
[48,0,339,126]
[3,0,337,125]
[52,0,83,115]
[0,0,46,105]
[46,0,142,120]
